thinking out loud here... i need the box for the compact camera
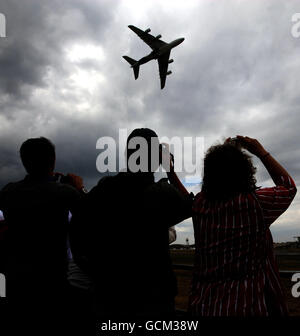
[159,143,174,165]
[228,137,241,147]
[54,173,72,184]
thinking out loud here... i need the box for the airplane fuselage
[124,25,185,88]
[135,38,184,67]
[157,38,185,55]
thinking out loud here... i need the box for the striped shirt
[189,176,297,316]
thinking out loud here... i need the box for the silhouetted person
[187,136,297,316]
[0,137,84,317]
[0,219,8,275]
[70,128,192,317]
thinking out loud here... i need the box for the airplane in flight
[123,25,185,89]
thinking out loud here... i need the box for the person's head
[20,137,56,176]
[126,128,160,173]
[201,141,257,200]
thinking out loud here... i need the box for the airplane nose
[180,38,185,43]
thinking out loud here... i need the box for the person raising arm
[236,135,297,227]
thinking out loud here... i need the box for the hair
[20,137,56,176]
[201,141,257,200]
[126,128,160,173]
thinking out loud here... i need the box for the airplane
[123,25,185,89]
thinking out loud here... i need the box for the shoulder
[153,177,170,189]
[88,175,117,197]
[147,178,175,195]
[0,179,26,194]
[96,175,115,187]
[0,183,15,205]
[147,178,193,203]
[96,175,119,190]
[32,182,82,207]
[57,183,81,196]
[95,173,133,189]
[1,182,15,193]
[194,191,204,200]
[192,191,207,210]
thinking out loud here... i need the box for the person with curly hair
[189,136,297,316]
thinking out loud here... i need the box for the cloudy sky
[0,0,299,243]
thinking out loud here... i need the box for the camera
[228,137,241,147]
[54,173,72,184]
[159,143,174,166]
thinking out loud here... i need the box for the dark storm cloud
[0,0,116,98]
[136,1,300,186]
[0,0,299,240]
[0,0,120,188]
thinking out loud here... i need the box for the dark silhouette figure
[188,136,297,316]
[70,128,192,317]
[0,137,83,316]
[123,25,185,89]
[0,219,8,275]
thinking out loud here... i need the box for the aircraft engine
[144,28,151,33]
[168,59,174,64]
[167,71,172,75]
[155,34,162,39]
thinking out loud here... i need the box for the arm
[236,136,295,188]
[168,226,177,244]
[167,169,189,196]
[55,172,87,194]
[236,136,297,226]
[0,187,6,213]
[161,143,189,195]
[69,194,92,273]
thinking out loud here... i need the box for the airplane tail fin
[123,56,139,80]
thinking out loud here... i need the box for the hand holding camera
[226,136,268,159]
[235,136,269,158]
[160,143,174,172]
[54,172,85,192]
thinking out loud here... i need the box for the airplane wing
[158,51,170,89]
[128,25,166,50]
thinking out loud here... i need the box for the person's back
[190,137,297,316]
[0,138,82,306]
[71,128,192,317]
[193,191,268,282]
[0,219,8,275]
[2,176,79,296]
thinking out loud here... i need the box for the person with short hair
[70,128,192,317]
[0,219,8,275]
[0,137,85,314]
[189,136,297,316]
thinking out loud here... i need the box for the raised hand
[236,136,268,158]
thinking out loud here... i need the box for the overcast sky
[0,0,299,243]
